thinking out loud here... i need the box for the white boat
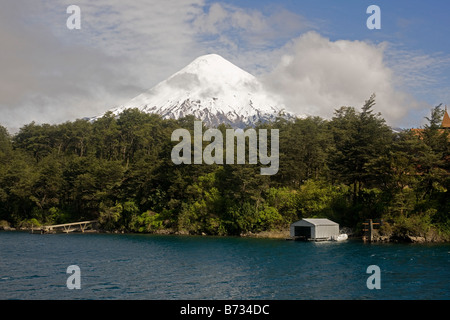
[332,233,348,241]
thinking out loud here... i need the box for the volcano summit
[97,54,295,128]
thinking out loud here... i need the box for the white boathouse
[290,218,339,241]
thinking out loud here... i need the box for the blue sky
[235,0,450,109]
[1,0,449,131]
[228,0,448,51]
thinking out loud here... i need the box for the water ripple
[0,232,449,299]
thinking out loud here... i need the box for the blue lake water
[0,231,449,300]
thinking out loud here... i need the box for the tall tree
[329,94,393,200]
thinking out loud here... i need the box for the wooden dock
[362,219,382,242]
[31,220,98,234]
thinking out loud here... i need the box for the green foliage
[254,205,283,231]
[265,187,300,223]
[98,202,123,231]
[387,209,436,238]
[0,100,448,240]
[329,94,393,196]
[275,116,331,186]
[48,207,72,224]
[18,218,41,228]
[297,180,346,218]
[130,210,164,233]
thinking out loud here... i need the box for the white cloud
[260,32,420,127]
[191,2,312,72]
[384,46,450,97]
[193,2,309,45]
[0,0,207,132]
[1,1,447,132]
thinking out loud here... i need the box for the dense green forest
[1,96,449,241]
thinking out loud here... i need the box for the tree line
[0,96,449,240]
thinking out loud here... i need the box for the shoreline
[2,226,449,243]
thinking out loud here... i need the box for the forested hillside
[1,96,449,240]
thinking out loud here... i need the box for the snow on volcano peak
[101,54,295,128]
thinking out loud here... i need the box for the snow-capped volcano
[99,54,294,128]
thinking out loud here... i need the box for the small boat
[332,233,348,241]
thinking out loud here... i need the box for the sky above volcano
[1,0,449,132]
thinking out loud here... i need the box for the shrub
[390,209,436,237]
[130,211,164,233]
[18,218,41,228]
[98,202,122,231]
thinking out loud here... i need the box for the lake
[0,231,449,300]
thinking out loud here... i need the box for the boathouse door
[294,226,311,238]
